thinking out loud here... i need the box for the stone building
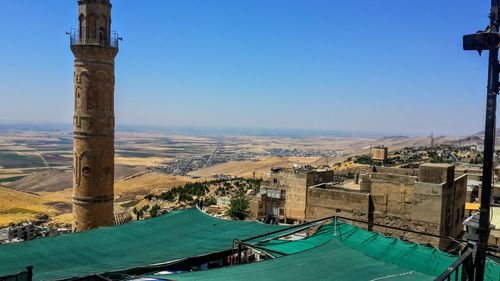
[371,145,388,162]
[0,223,37,243]
[251,163,467,249]
[305,163,466,249]
[249,165,334,224]
[113,210,132,226]
[70,0,119,232]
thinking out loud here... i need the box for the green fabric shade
[151,221,500,281]
[0,208,284,281]
[2,208,498,281]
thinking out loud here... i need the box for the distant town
[1,126,499,248]
[1,0,500,280]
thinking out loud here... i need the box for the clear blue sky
[0,0,493,135]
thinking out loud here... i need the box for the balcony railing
[70,29,119,49]
[435,247,474,281]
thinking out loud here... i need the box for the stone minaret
[70,0,119,232]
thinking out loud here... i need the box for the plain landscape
[0,123,487,227]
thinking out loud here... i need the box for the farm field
[0,126,475,227]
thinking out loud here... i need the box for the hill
[188,156,320,178]
[7,164,146,193]
[0,186,71,227]
[114,172,193,201]
[471,128,500,137]
[0,171,195,226]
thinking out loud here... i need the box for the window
[87,14,97,41]
[79,14,85,41]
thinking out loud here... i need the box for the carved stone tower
[70,0,119,232]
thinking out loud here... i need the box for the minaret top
[78,0,111,6]
[70,0,118,49]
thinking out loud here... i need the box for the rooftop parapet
[270,164,331,175]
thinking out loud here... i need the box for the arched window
[78,14,85,42]
[99,16,108,46]
[75,87,81,110]
[87,14,97,43]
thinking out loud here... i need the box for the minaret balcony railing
[70,29,119,49]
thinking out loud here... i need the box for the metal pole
[334,215,337,237]
[476,3,500,280]
[463,1,500,279]
[476,48,498,281]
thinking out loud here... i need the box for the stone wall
[272,171,308,221]
[451,174,467,239]
[418,163,454,184]
[369,164,465,249]
[260,164,466,249]
[372,147,388,161]
[306,187,370,228]
[261,169,335,223]
[370,173,417,220]
[374,166,417,177]
[248,198,261,219]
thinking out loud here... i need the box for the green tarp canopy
[154,240,436,280]
[151,221,500,281]
[2,208,499,281]
[0,208,284,281]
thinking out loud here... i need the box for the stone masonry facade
[71,0,118,232]
[252,163,467,249]
[305,164,466,249]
